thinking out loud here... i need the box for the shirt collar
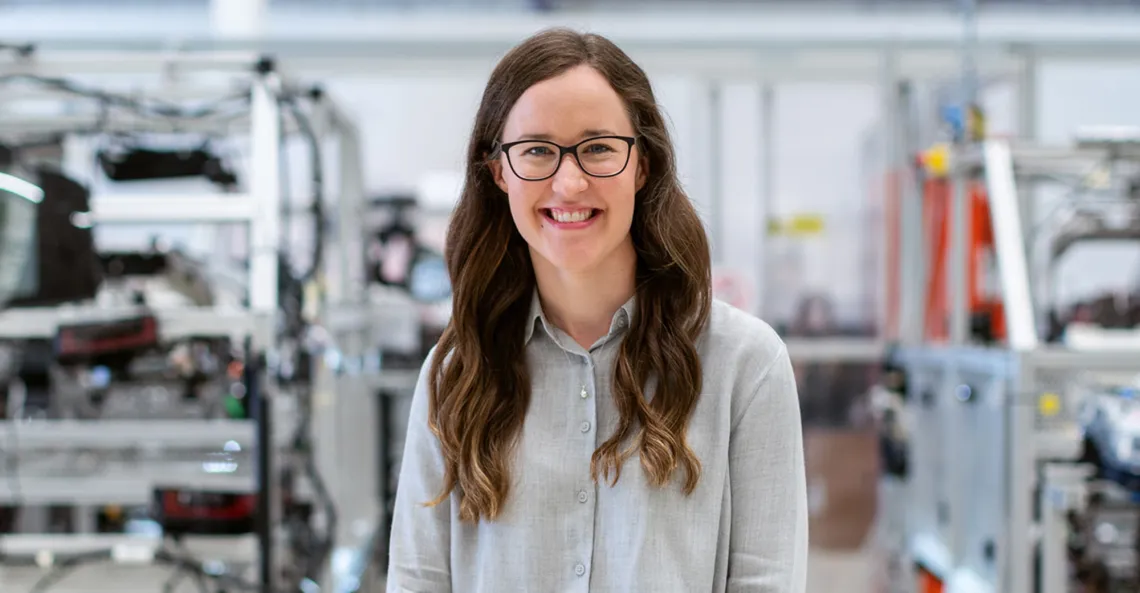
[524,288,636,346]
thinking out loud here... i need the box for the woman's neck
[532,243,637,349]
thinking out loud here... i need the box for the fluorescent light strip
[0,172,44,204]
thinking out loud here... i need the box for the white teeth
[550,209,593,223]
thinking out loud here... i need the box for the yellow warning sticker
[767,214,825,236]
[1038,392,1062,417]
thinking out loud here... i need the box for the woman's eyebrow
[514,128,621,142]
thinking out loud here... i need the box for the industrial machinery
[878,128,1140,593]
[330,191,454,562]
[0,162,41,309]
[0,46,388,593]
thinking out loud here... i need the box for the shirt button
[575,563,586,577]
[577,490,589,503]
[580,421,591,433]
[580,386,589,399]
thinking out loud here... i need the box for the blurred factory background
[3,1,1140,592]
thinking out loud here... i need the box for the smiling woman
[387,27,808,593]
[492,64,644,297]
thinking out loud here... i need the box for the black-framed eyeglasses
[498,135,636,181]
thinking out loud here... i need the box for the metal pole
[959,0,979,109]
[984,140,1037,350]
[332,107,367,305]
[896,78,916,344]
[901,80,927,346]
[1016,48,1040,324]
[708,81,723,262]
[1039,463,1094,593]
[882,49,923,344]
[1007,355,1037,593]
[949,0,979,345]
[758,82,774,317]
[948,164,970,344]
[249,68,283,348]
[249,65,281,593]
[880,51,898,342]
[1016,48,1037,146]
[248,339,275,593]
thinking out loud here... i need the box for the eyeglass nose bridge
[551,144,588,177]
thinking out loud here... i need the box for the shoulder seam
[730,342,790,432]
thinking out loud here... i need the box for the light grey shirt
[387,294,808,593]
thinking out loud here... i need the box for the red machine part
[920,178,1006,343]
[916,565,945,593]
[55,315,159,362]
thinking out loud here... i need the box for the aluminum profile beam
[246,73,281,324]
[0,533,258,563]
[90,195,258,224]
[0,472,255,505]
[0,419,255,449]
[984,140,1038,351]
[953,143,1140,181]
[0,306,256,339]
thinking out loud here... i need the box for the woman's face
[491,65,646,276]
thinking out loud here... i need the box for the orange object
[921,178,1006,342]
[916,565,945,593]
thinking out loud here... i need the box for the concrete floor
[1,547,877,593]
[808,547,877,593]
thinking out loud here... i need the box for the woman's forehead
[501,66,633,142]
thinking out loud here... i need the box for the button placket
[578,353,600,588]
[581,356,595,435]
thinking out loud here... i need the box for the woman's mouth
[542,208,600,229]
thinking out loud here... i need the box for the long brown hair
[427,27,713,523]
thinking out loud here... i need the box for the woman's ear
[635,154,649,192]
[487,154,509,194]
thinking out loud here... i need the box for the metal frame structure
[0,54,283,505]
[0,51,283,348]
[885,135,1140,593]
[0,49,387,592]
[0,50,287,593]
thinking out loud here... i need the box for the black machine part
[1069,488,1140,593]
[6,166,102,308]
[96,145,238,188]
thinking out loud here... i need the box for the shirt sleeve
[727,344,809,593]
[386,350,453,593]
